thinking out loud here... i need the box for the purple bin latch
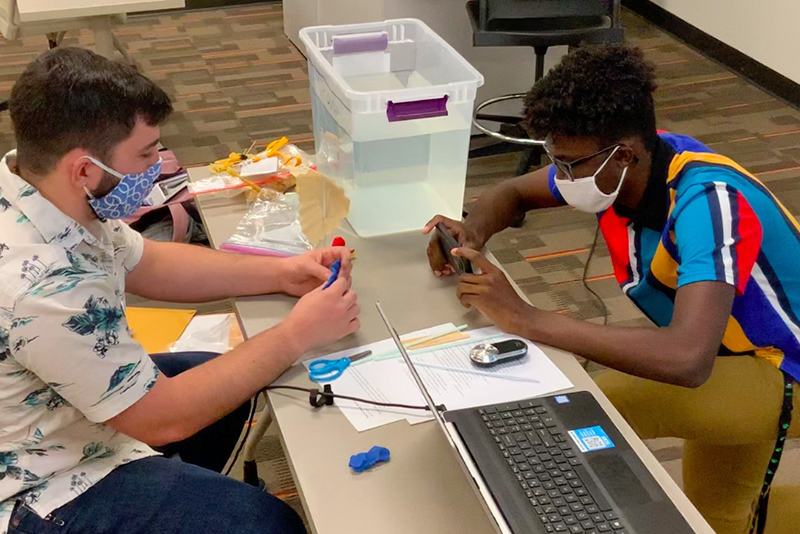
[332,32,389,55]
[387,95,449,122]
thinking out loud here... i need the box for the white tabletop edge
[17,0,185,23]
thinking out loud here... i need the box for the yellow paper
[292,167,350,245]
[126,307,196,354]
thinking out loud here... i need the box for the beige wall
[652,0,800,84]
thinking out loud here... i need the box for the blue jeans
[8,352,305,534]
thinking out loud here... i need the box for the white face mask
[554,147,628,213]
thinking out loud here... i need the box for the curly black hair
[524,45,658,147]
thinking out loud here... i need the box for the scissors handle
[309,358,350,382]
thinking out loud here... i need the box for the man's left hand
[279,247,352,297]
[453,248,532,334]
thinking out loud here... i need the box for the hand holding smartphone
[435,222,473,275]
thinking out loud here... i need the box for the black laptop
[376,302,697,534]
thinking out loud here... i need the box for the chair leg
[112,34,132,63]
[45,31,65,49]
[534,46,548,82]
[506,45,549,181]
[511,145,544,227]
[515,146,543,176]
[89,17,115,58]
[508,46,550,189]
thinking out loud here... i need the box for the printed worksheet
[303,326,573,432]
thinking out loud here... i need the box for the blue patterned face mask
[82,157,162,220]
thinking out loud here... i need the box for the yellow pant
[594,356,799,534]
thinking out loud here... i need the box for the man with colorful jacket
[426,45,799,534]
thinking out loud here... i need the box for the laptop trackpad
[588,453,661,508]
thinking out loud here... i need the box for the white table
[187,166,713,534]
[16,0,184,57]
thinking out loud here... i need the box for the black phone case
[435,223,473,274]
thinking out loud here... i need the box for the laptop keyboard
[478,401,628,534]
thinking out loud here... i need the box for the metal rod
[472,94,546,146]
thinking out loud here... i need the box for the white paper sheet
[240,156,278,177]
[171,314,231,353]
[302,326,573,432]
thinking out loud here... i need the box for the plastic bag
[190,137,315,198]
[170,314,231,353]
[220,191,312,257]
[187,171,296,197]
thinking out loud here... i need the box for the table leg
[112,34,132,63]
[89,17,115,58]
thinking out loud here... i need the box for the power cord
[263,384,442,412]
[225,384,440,476]
[224,392,259,476]
[580,222,609,370]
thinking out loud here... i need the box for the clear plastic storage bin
[300,19,484,237]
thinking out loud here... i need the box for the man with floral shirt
[0,48,361,533]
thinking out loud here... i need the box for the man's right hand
[422,215,482,277]
[281,276,361,356]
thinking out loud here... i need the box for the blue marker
[322,259,341,290]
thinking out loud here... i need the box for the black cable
[582,222,609,326]
[750,372,794,534]
[224,394,258,476]
[263,385,438,412]
[224,384,437,476]
[581,222,609,370]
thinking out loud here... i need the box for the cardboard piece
[126,307,196,354]
[291,167,350,245]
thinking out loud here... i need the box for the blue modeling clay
[322,259,341,290]
[349,446,390,473]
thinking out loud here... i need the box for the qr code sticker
[568,426,615,453]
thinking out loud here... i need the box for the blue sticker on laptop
[554,395,570,404]
[567,426,615,453]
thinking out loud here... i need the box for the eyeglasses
[544,143,622,182]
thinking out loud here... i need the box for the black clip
[309,384,335,408]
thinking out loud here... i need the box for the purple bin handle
[387,96,449,122]
[332,32,389,55]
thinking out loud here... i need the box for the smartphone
[435,222,472,274]
[469,339,528,366]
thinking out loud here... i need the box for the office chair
[467,0,624,175]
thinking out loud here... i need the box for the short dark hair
[524,45,658,148]
[9,47,173,176]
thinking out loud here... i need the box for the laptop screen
[375,302,452,439]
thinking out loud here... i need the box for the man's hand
[278,247,353,297]
[422,215,483,277]
[107,255,359,447]
[453,248,533,333]
[280,276,361,356]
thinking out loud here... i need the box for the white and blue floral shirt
[0,151,160,531]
